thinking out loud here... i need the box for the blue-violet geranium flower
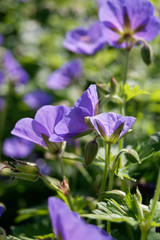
[11,105,71,153]
[89,112,136,144]
[99,0,160,49]
[63,22,108,55]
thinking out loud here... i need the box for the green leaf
[116,167,137,182]
[15,206,48,223]
[81,200,138,226]
[147,228,160,240]
[124,83,149,101]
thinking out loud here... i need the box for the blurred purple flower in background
[2,50,29,85]
[0,97,5,111]
[47,59,82,90]
[0,71,4,85]
[11,105,71,151]
[35,158,51,175]
[99,0,160,49]
[0,34,4,45]
[2,136,34,158]
[0,205,5,217]
[63,22,108,55]
[23,90,53,110]
[96,0,106,7]
[48,197,115,240]
[89,112,136,143]
[49,84,98,142]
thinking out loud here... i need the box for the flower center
[80,35,91,43]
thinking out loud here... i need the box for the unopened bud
[110,77,119,94]
[15,160,40,175]
[136,187,142,203]
[141,42,152,65]
[124,149,140,163]
[100,190,126,202]
[84,140,98,166]
[59,179,70,196]
[11,172,39,182]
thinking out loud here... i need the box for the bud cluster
[2,160,40,182]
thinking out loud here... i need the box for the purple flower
[49,84,98,142]
[2,50,29,85]
[11,105,71,152]
[48,197,115,240]
[89,112,136,144]
[0,34,4,45]
[2,136,34,158]
[0,97,5,111]
[0,205,4,217]
[97,0,106,7]
[99,0,160,49]
[63,22,108,55]
[0,71,4,85]
[23,90,53,110]
[47,59,82,90]
[35,158,51,175]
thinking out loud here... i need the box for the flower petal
[50,107,90,142]
[34,105,71,137]
[48,197,115,240]
[74,84,98,116]
[134,16,160,41]
[99,0,124,31]
[11,118,46,147]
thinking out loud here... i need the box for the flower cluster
[12,84,136,149]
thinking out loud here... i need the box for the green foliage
[124,83,150,102]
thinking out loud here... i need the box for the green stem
[140,227,148,240]
[122,50,130,88]
[39,173,74,211]
[108,170,114,191]
[146,168,160,227]
[58,154,65,180]
[99,143,111,200]
[39,173,62,193]
[140,168,160,240]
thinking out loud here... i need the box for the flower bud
[11,172,39,182]
[141,42,152,65]
[84,140,98,166]
[15,160,40,175]
[124,149,140,163]
[100,190,126,202]
[110,77,119,94]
